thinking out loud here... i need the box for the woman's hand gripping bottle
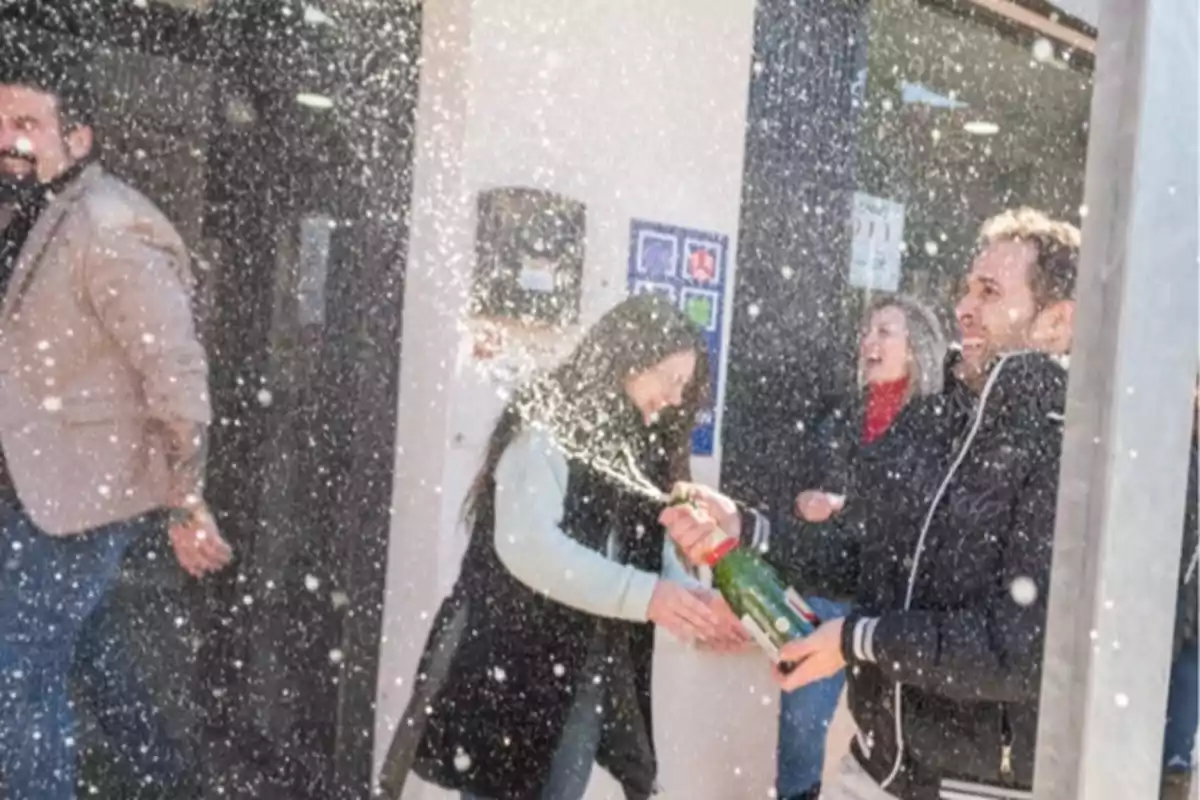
[668,490,819,666]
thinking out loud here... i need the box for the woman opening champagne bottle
[378,294,747,800]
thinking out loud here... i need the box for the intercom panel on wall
[471,187,586,326]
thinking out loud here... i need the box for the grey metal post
[1034,0,1199,797]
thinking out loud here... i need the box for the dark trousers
[461,649,654,800]
[0,503,188,799]
[74,569,197,797]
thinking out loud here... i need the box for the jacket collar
[1,163,104,321]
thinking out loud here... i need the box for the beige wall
[375,1,784,797]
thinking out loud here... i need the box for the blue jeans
[0,503,151,799]
[1164,639,1199,774]
[73,559,196,795]
[777,597,850,798]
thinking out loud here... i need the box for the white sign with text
[849,192,906,292]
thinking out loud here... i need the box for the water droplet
[1010,576,1038,606]
[1032,37,1054,62]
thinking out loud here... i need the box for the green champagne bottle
[669,493,819,663]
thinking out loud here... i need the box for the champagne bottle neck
[702,530,738,567]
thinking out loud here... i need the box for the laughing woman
[379,294,743,800]
[778,294,946,800]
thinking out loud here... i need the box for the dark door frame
[0,3,422,797]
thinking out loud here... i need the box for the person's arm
[85,221,229,576]
[739,504,862,600]
[661,539,704,591]
[85,222,211,487]
[841,453,1058,704]
[493,429,661,621]
[663,482,862,599]
[805,399,857,497]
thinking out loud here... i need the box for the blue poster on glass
[627,219,728,457]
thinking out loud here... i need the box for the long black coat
[378,436,666,800]
[761,352,1067,798]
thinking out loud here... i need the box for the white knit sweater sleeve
[492,429,660,621]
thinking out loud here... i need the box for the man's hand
[794,490,846,523]
[169,504,233,578]
[774,617,847,692]
[658,483,740,565]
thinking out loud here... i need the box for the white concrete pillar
[1034,0,1199,797]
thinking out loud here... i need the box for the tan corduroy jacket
[0,164,210,535]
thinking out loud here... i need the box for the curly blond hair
[979,208,1082,308]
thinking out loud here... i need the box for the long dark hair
[463,293,709,525]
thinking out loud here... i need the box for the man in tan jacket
[0,43,231,798]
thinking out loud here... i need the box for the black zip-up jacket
[749,351,1067,799]
[1173,430,1198,657]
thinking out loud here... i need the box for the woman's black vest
[380,444,667,800]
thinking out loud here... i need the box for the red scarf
[863,377,910,444]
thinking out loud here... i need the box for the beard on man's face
[0,150,40,205]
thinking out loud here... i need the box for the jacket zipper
[880,355,1016,791]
